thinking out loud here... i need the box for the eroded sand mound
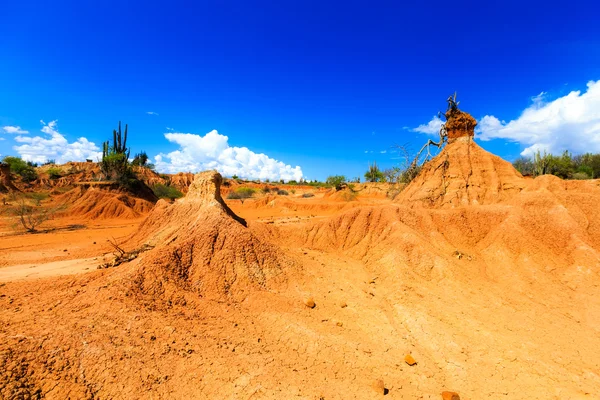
[0,163,19,193]
[397,137,526,207]
[129,170,291,303]
[59,182,157,219]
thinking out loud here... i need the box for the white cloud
[412,115,444,136]
[380,150,387,154]
[477,80,600,157]
[146,111,159,116]
[0,138,5,141]
[166,127,174,131]
[13,120,103,164]
[2,126,29,134]
[154,129,303,181]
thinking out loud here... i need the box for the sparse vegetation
[277,189,289,195]
[364,162,385,182]
[101,121,132,183]
[152,183,183,200]
[13,198,54,232]
[227,187,256,203]
[47,167,63,179]
[302,192,314,198]
[513,150,600,179]
[326,175,347,190]
[2,156,38,183]
[132,152,155,170]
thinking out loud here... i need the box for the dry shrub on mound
[128,170,293,304]
[397,137,525,208]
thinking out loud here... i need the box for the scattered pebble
[442,391,460,400]
[405,354,417,366]
[304,297,316,308]
[371,378,385,395]
[340,302,347,308]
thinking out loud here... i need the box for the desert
[1,103,599,399]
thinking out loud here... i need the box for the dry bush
[14,198,54,233]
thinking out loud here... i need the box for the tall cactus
[101,121,131,181]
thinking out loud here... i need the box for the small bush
[290,189,296,194]
[47,167,63,179]
[152,184,183,199]
[277,189,289,196]
[235,187,256,198]
[227,192,242,200]
[572,172,590,180]
[24,192,49,206]
[302,192,314,198]
[326,175,347,190]
[262,186,271,193]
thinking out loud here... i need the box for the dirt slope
[397,136,526,207]
[128,170,293,303]
[1,136,600,398]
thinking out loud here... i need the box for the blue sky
[1,0,600,181]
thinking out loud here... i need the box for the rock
[404,354,417,366]
[442,391,460,400]
[340,302,347,308]
[304,297,316,308]
[371,379,385,395]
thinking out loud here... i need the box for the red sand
[1,141,600,399]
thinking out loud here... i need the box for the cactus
[101,121,132,182]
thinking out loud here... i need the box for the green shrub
[2,156,38,182]
[290,189,296,194]
[235,187,256,198]
[572,172,590,180]
[364,162,385,182]
[152,183,183,199]
[326,175,346,190]
[47,167,63,179]
[277,189,289,195]
[227,192,242,200]
[262,186,271,193]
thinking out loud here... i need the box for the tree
[512,157,535,176]
[2,156,38,183]
[382,167,402,183]
[364,162,384,182]
[326,175,347,190]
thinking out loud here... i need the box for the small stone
[405,354,417,366]
[304,297,316,308]
[340,302,347,308]
[442,391,460,400]
[371,379,385,395]
[336,321,343,327]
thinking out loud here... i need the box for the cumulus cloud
[477,80,600,156]
[146,111,159,116]
[13,120,103,164]
[412,115,443,136]
[2,126,29,134]
[154,129,303,181]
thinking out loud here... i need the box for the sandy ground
[1,160,599,399]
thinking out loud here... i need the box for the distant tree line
[513,150,600,179]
